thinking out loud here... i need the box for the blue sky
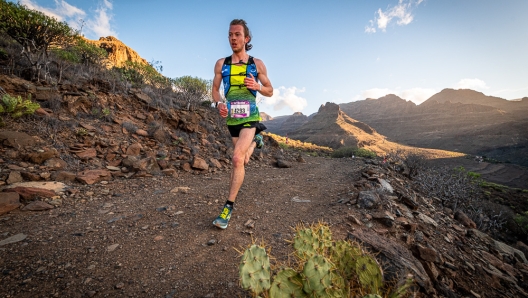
[15,0,528,117]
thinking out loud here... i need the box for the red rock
[162,169,178,177]
[0,131,36,147]
[454,210,477,229]
[3,187,56,200]
[182,163,191,172]
[126,143,142,156]
[52,171,77,182]
[76,148,97,160]
[192,157,209,171]
[415,244,438,262]
[209,158,222,168]
[44,157,68,169]
[0,192,21,215]
[22,201,54,211]
[26,150,58,164]
[7,171,23,184]
[76,169,112,185]
[20,172,42,181]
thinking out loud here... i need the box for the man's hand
[244,74,259,91]
[217,102,228,118]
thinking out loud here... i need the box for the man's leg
[213,127,255,229]
[227,127,256,202]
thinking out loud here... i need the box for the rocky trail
[1,73,528,297]
[2,155,528,297]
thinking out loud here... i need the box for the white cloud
[17,0,117,39]
[359,87,436,105]
[455,78,489,91]
[19,0,84,22]
[86,0,117,38]
[365,0,423,33]
[261,86,308,113]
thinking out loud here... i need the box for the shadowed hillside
[340,90,528,166]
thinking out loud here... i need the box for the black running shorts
[227,122,267,138]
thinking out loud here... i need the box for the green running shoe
[254,134,264,149]
[213,205,233,229]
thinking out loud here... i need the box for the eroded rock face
[84,36,149,68]
[349,228,434,294]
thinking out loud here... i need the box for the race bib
[230,101,250,118]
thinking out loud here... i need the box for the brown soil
[1,156,360,297]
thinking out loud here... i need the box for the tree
[0,0,74,81]
[172,76,212,110]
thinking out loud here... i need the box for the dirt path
[0,156,362,297]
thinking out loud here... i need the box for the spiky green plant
[239,223,414,297]
[270,268,306,298]
[239,244,271,295]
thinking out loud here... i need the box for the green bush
[331,146,377,158]
[0,93,40,118]
[514,211,528,233]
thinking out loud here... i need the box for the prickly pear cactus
[293,227,320,260]
[269,268,307,298]
[239,244,271,295]
[355,255,383,295]
[302,255,335,296]
[362,295,382,298]
[330,240,362,281]
[313,223,333,249]
[293,223,333,260]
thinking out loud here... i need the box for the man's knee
[232,152,245,167]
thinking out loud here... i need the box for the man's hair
[230,19,252,51]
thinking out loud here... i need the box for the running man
[211,19,273,229]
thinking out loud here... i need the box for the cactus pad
[302,255,334,296]
[293,223,333,260]
[355,255,383,295]
[269,268,307,298]
[330,240,362,281]
[239,244,271,295]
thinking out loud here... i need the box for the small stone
[22,201,54,211]
[154,235,164,241]
[0,233,27,246]
[207,239,216,246]
[244,219,255,229]
[115,282,125,289]
[7,171,23,184]
[170,187,190,194]
[107,244,119,252]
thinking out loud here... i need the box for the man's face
[229,24,248,53]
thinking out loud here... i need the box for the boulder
[0,131,36,147]
[357,191,381,209]
[22,201,54,211]
[192,157,209,171]
[3,187,57,200]
[0,192,21,215]
[76,169,112,185]
[349,228,434,294]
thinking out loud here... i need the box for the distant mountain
[289,102,381,149]
[340,89,528,166]
[261,112,309,136]
[259,112,273,121]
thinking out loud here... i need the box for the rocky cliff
[84,36,149,68]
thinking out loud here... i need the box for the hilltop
[339,89,528,167]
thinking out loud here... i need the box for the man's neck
[231,51,248,63]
